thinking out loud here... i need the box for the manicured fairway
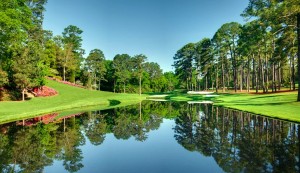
[214,91,300,122]
[1,80,299,124]
[0,80,145,123]
[166,91,300,122]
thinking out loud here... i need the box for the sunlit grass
[214,91,300,122]
[0,80,145,123]
[163,89,300,122]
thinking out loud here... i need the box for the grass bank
[165,90,300,122]
[214,91,300,122]
[0,80,145,124]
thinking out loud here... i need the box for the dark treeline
[0,0,178,101]
[173,0,300,101]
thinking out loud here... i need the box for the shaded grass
[0,80,145,123]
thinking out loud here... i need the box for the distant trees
[86,49,106,90]
[61,25,84,83]
[173,43,195,90]
[173,0,300,102]
[133,54,147,96]
[105,54,175,94]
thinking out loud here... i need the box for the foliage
[85,49,106,90]
[173,0,300,103]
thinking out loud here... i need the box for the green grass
[0,80,145,124]
[165,90,300,122]
[1,80,299,124]
[214,91,300,122]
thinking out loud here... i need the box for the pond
[0,101,299,173]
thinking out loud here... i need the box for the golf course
[0,79,299,124]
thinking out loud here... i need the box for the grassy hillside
[0,80,145,123]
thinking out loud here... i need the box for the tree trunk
[22,88,25,101]
[216,65,218,93]
[297,13,300,101]
[247,56,250,92]
[272,63,275,92]
[252,55,255,90]
[292,55,296,90]
[139,76,142,96]
[265,54,269,93]
[205,75,208,91]
[278,62,281,91]
[63,66,66,81]
[98,78,101,91]
[255,67,258,93]
[222,60,225,93]
[234,67,237,92]
[274,64,277,92]
[240,66,243,92]
[123,82,126,93]
[290,55,292,90]
[114,79,116,93]
[232,39,237,93]
[260,53,265,93]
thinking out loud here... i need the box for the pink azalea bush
[47,77,84,88]
[33,86,58,97]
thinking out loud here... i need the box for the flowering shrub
[16,112,84,126]
[47,77,84,88]
[33,86,58,97]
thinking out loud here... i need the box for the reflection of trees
[61,117,85,173]
[194,104,216,157]
[83,111,107,146]
[0,130,14,173]
[174,104,300,173]
[0,117,86,173]
[110,101,165,141]
[12,124,57,172]
[0,100,176,172]
[2,101,299,173]
[174,104,197,151]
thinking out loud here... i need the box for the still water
[0,101,299,173]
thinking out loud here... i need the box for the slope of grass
[164,90,300,122]
[214,91,300,122]
[0,80,145,123]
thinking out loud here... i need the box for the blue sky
[43,0,249,72]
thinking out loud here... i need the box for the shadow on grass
[145,89,187,96]
[247,95,285,100]
[109,99,121,106]
[232,101,294,106]
[164,93,215,101]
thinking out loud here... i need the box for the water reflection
[174,104,300,172]
[0,101,299,173]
